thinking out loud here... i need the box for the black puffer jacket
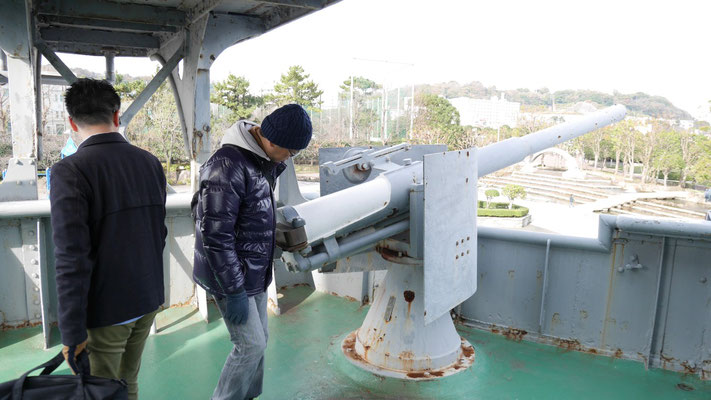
[193,145,286,297]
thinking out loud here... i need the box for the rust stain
[1,320,42,331]
[404,290,415,302]
[342,332,363,362]
[404,290,415,315]
[430,371,444,377]
[587,348,598,354]
[613,348,623,358]
[461,345,475,358]
[554,338,582,352]
[344,296,358,302]
[399,350,415,371]
[661,353,674,369]
[681,361,698,374]
[502,328,528,342]
[406,372,426,378]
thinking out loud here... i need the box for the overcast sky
[57,0,711,119]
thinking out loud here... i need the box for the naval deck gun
[273,105,627,378]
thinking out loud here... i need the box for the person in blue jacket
[193,104,312,400]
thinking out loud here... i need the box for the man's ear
[68,117,79,132]
[112,110,120,128]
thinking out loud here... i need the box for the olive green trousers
[87,309,158,400]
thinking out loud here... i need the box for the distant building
[450,95,520,128]
[40,65,69,135]
[43,84,69,135]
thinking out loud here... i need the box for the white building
[43,84,69,135]
[450,95,520,128]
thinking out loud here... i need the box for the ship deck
[2,286,710,399]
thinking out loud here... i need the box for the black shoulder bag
[0,351,127,400]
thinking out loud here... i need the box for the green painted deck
[2,286,710,399]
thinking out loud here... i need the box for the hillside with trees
[417,81,693,120]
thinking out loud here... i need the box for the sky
[56,0,711,120]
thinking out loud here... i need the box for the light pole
[352,57,415,142]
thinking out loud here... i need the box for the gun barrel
[477,104,626,177]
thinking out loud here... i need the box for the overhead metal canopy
[32,0,337,57]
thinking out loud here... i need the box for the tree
[579,124,610,169]
[652,130,682,187]
[114,73,147,102]
[690,135,711,185]
[502,184,526,209]
[608,120,632,176]
[622,122,640,180]
[268,65,323,111]
[484,189,499,208]
[211,74,262,123]
[119,74,187,182]
[679,130,703,187]
[339,76,381,141]
[412,93,468,148]
[638,119,666,183]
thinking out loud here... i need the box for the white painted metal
[0,158,38,202]
[423,149,477,324]
[291,176,391,244]
[345,263,472,377]
[477,105,626,177]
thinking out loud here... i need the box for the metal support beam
[199,13,265,69]
[37,15,179,33]
[186,0,224,25]
[36,218,52,348]
[35,0,186,27]
[150,53,188,161]
[40,27,160,50]
[48,43,149,58]
[35,41,76,85]
[7,56,39,160]
[20,219,44,329]
[255,0,324,9]
[119,48,184,129]
[105,52,115,84]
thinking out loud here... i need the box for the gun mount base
[341,263,475,380]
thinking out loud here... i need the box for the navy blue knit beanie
[261,104,312,150]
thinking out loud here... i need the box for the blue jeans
[213,292,268,400]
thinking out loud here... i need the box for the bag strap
[12,352,67,399]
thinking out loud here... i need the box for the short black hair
[64,78,121,126]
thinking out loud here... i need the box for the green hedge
[477,201,529,217]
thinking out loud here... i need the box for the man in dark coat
[193,104,312,400]
[50,78,167,400]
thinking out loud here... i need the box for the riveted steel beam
[35,0,186,27]
[37,15,179,34]
[35,41,76,85]
[119,47,183,129]
[40,27,160,50]
[256,0,324,9]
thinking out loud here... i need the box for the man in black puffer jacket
[193,104,312,400]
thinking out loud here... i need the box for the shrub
[477,201,528,217]
[502,184,527,209]
[484,189,499,208]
